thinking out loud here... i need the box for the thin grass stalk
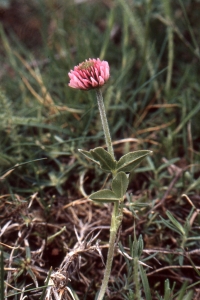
[117,0,160,99]
[122,8,129,69]
[99,9,115,60]
[163,0,174,93]
[154,13,200,61]
[40,267,52,300]
[178,0,199,52]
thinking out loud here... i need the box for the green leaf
[111,171,129,198]
[26,267,38,287]
[90,147,116,172]
[78,149,100,166]
[166,211,185,236]
[179,281,200,300]
[139,265,152,300]
[182,290,194,300]
[138,234,144,257]
[164,279,172,300]
[116,150,152,172]
[160,216,183,235]
[79,147,116,172]
[89,189,120,203]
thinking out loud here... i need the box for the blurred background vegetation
[0,0,200,299]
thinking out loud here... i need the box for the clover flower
[68,58,110,90]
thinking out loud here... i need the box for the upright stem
[96,88,115,159]
[95,88,119,300]
[97,202,120,300]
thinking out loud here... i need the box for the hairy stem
[97,202,120,300]
[96,88,115,159]
[95,88,121,300]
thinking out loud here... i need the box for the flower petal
[68,58,110,90]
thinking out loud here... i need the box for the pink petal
[98,76,105,85]
[68,58,110,90]
[90,77,98,87]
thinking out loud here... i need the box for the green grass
[0,0,200,299]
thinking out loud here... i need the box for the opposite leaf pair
[79,147,152,175]
[79,147,152,203]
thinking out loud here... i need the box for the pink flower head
[68,58,110,90]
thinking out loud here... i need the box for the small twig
[182,194,200,226]
[147,265,200,277]
[143,248,200,257]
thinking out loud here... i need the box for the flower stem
[96,88,115,159]
[95,88,121,300]
[97,202,120,300]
